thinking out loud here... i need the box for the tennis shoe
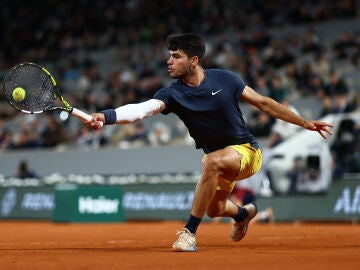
[172,228,197,252]
[231,202,258,242]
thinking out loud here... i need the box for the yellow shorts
[202,143,262,192]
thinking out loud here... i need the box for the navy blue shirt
[153,69,259,153]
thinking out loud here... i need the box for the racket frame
[3,62,96,123]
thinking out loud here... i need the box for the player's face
[167,50,192,79]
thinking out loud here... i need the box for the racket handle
[71,108,104,127]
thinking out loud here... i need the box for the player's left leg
[206,187,258,242]
[207,189,238,218]
[227,144,262,241]
[206,143,262,242]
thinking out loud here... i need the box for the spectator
[170,118,195,146]
[0,129,13,149]
[247,107,274,137]
[319,95,334,117]
[40,115,67,148]
[279,63,301,96]
[268,75,288,102]
[16,160,38,179]
[0,119,14,149]
[264,41,295,68]
[331,118,360,176]
[333,31,355,59]
[312,49,331,81]
[254,75,270,97]
[301,28,322,54]
[323,71,349,97]
[319,71,356,116]
[267,100,301,148]
[309,73,325,97]
[62,58,80,82]
[350,31,360,66]
[76,126,108,149]
[10,122,40,149]
[286,156,304,195]
[332,92,356,114]
[148,121,171,147]
[297,62,315,96]
[286,143,332,194]
[116,122,149,149]
[128,122,148,144]
[96,92,116,112]
[296,154,332,194]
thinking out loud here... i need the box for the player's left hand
[304,120,333,139]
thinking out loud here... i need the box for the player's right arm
[86,99,166,130]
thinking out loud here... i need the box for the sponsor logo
[122,191,194,210]
[78,196,120,214]
[333,186,360,214]
[211,89,223,95]
[1,188,17,217]
[21,192,54,211]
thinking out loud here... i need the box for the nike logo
[211,89,223,95]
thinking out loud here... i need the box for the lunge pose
[85,33,333,252]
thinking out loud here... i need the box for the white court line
[107,240,135,243]
[258,236,304,240]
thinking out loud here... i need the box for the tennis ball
[12,87,26,102]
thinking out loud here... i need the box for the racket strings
[38,72,56,110]
[3,64,56,113]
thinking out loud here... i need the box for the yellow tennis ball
[12,87,26,102]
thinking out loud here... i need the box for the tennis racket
[2,62,102,126]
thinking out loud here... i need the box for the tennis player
[85,33,333,252]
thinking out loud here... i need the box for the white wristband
[115,99,161,124]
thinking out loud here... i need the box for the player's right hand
[84,113,105,130]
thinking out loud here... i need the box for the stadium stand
[1,0,360,192]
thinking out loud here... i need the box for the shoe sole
[172,246,197,252]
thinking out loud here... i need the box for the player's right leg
[172,228,197,252]
[172,147,241,252]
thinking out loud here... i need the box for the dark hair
[166,33,205,59]
[19,160,28,171]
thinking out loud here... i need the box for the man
[85,33,333,252]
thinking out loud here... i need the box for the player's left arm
[241,85,333,139]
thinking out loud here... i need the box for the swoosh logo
[211,89,223,95]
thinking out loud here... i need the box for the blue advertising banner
[0,186,54,219]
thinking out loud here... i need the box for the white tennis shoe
[172,228,197,252]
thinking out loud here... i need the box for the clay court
[0,221,359,270]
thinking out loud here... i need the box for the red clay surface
[0,221,359,270]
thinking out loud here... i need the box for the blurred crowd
[1,0,360,179]
[0,0,357,69]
